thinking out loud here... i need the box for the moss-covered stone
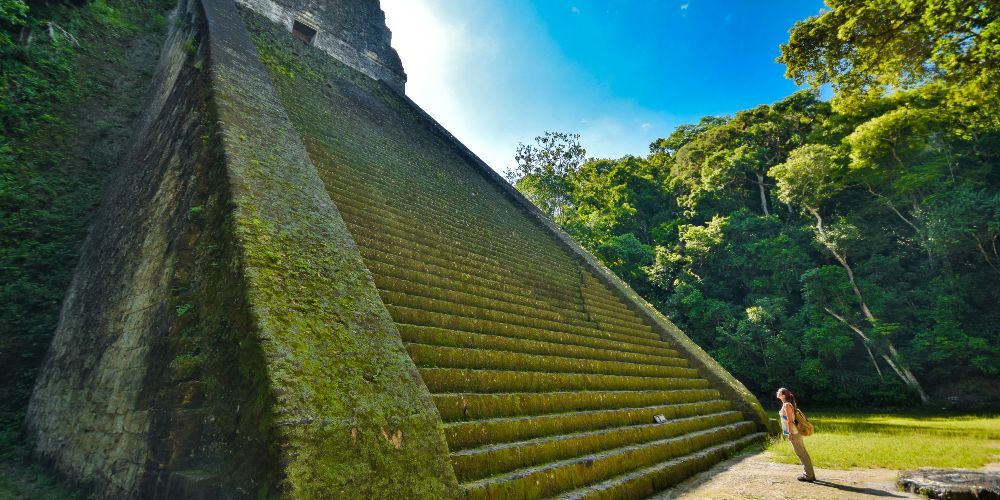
[433,389,722,422]
[203,0,458,496]
[23,0,770,495]
[398,325,685,367]
[387,306,677,353]
[450,411,743,481]
[444,400,733,451]
[26,0,459,496]
[243,12,770,489]
[24,1,268,495]
[560,432,765,499]
[460,422,758,499]
[406,344,697,379]
[419,368,708,394]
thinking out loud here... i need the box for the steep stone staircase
[248,16,767,498]
[327,169,762,498]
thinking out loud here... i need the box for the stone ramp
[244,8,767,498]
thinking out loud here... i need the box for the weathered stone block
[898,469,1000,500]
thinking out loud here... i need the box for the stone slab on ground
[897,468,1000,500]
[655,452,922,499]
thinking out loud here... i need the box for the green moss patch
[434,389,721,422]
[206,2,457,496]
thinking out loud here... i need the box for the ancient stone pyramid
[26,0,772,497]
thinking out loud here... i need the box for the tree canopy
[508,0,1000,406]
[780,1,998,94]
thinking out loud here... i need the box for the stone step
[328,167,553,262]
[459,421,757,499]
[582,283,632,307]
[583,306,655,335]
[354,229,583,304]
[380,286,658,343]
[444,399,733,451]
[557,432,766,499]
[582,299,652,331]
[398,325,686,369]
[332,187,575,278]
[363,252,581,308]
[329,176,566,250]
[334,173,552,254]
[377,274,586,326]
[348,223,578,295]
[585,310,651,335]
[582,278,638,309]
[419,368,710,394]
[343,214,577,290]
[451,411,744,482]
[383,292,661,345]
[406,344,696,380]
[388,306,679,358]
[374,273,657,343]
[372,270,592,324]
[582,290,647,327]
[375,255,652,338]
[434,389,722,422]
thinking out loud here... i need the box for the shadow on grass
[811,479,908,498]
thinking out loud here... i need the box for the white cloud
[680,3,690,10]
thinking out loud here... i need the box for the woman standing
[777,387,816,482]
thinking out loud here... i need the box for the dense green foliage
[509,1,999,407]
[779,0,998,126]
[0,0,170,456]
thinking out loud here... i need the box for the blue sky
[380,0,828,174]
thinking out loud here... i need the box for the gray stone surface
[26,0,454,496]
[898,469,1000,500]
[24,0,771,496]
[233,0,406,90]
[26,1,210,495]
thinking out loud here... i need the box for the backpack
[793,407,814,436]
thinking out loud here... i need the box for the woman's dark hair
[777,387,797,408]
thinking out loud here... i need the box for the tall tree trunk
[810,207,930,404]
[808,208,876,321]
[823,307,884,380]
[756,173,770,216]
[866,185,934,263]
[972,233,1000,275]
[823,308,930,403]
[884,342,931,404]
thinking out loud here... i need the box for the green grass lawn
[766,411,1000,470]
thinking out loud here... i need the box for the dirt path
[655,452,922,499]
